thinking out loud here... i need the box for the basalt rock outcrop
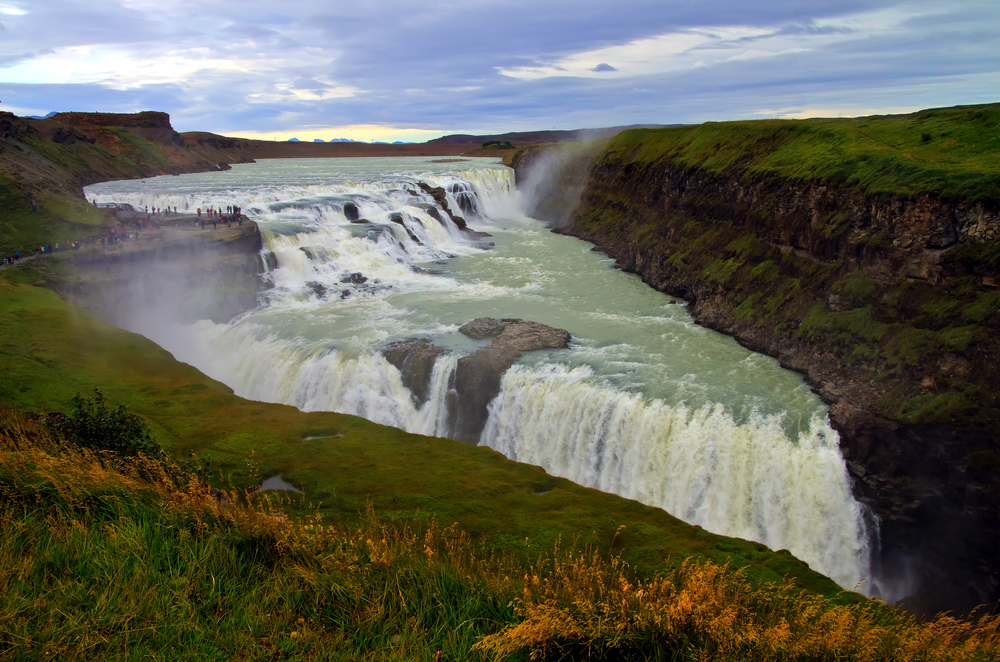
[381,318,571,442]
[417,183,468,229]
[66,219,266,326]
[516,111,1000,614]
[453,318,571,442]
[383,339,449,408]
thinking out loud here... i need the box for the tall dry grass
[2,407,998,661]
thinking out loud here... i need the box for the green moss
[726,235,763,259]
[799,305,888,345]
[885,328,941,371]
[961,291,1000,323]
[703,257,743,285]
[822,210,853,239]
[749,259,779,283]
[833,272,877,305]
[765,278,802,316]
[900,391,975,423]
[919,297,962,322]
[734,294,760,321]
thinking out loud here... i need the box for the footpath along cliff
[512,104,1000,614]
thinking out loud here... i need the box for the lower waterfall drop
[481,363,871,591]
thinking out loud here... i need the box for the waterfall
[169,321,457,438]
[480,363,871,590]
[86,158,874,594]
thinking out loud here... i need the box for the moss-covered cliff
[520,103,1000,613]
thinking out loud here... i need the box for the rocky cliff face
[515,126,1000,614]
[65,221,266,328]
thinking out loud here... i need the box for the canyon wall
[513,107,1000,614]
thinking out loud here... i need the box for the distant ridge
[427,124,678,146]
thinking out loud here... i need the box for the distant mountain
[313,138,325,143]
[25,111,58,119]
[287,137,301,142]
[328,138,357,143]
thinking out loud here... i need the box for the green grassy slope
[9,419,997,661]
[608,104,1000,205]
[0,269,847,597]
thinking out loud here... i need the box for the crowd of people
[2,202,252,269]
[196,205,246,230]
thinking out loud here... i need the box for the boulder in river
[382,338,449,408]
[343,202,360,221]
[452,318,571,442]
[341,272,368,285]
[380,318,571,442]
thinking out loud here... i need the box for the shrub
[65,388,161,459]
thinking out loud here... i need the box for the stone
[340,272,368,285]
[380,318,571,443]
[305,281,327,299]
[452,318,571,442]
[382,338,448,407]
[343,202,360,221]
[827,293,852,312]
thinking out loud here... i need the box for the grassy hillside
[0,266,850,596]
[4,408,1000,660]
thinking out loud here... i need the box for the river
[87,156,872,591]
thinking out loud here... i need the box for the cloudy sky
[1,0,997,142]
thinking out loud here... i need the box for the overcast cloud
[0,0,997,141]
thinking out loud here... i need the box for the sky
[0,0,997,142]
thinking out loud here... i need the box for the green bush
[66,388,162,459]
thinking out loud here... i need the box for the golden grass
[2,408,999,661]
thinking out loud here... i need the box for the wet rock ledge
[382,318,571,442]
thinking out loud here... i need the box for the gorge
[4,107,998,618]
[85,155,872,597]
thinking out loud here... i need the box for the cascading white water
[481,364,869,589]
[86,156,873,593]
